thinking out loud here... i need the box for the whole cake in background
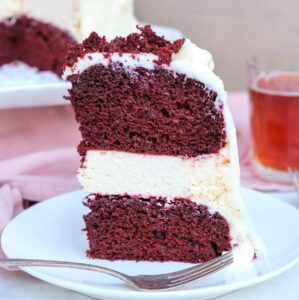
[0,0,137,76]
[64,25,265,275]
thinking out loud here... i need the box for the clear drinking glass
[247,52,299,182]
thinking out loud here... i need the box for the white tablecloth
[0,192,298,300]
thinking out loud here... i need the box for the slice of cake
[0,0,137,75]
[63,25,265,274]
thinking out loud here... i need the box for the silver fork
[0,252,233,291]
[288,167,299,196]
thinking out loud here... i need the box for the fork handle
[0,258,134,286]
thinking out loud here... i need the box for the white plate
[2,188,299,300]
[0,24,182,110]
[0,81,71,109]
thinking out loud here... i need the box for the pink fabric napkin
[0,105,81,260]
[0,92,294,260]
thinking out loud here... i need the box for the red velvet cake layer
[83,194,232,263]
[65,25,185,67]
[0,16,76,76]
[67,62,226,158]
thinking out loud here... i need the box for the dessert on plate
[0,0,137,76]
[64,25,265,274]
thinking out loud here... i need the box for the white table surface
[0,192,298,300]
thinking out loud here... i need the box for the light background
[135,0,299,91]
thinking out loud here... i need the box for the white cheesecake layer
[79,150,229,204]
[0,0,137,41]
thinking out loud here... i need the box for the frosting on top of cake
[63,25,226,102]
[65,25,185,67]
[172,39,214,71]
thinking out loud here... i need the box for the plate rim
[2,188,299,298]
[0,81,70,92]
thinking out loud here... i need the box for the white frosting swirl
[172,39,215,71]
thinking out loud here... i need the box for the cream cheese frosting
[63,39,226,102]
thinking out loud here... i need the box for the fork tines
[166,252,234,288]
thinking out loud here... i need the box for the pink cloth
[0,92,294,259]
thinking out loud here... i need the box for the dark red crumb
[66,61,226,159]
[83,194,232,263]
[0,15,76,76]
[65,25,185,68]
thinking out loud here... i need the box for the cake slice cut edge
[63,25,266,279]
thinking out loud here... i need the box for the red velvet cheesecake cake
[64,25,265,274]
[0,0,137,76]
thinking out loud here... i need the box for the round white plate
[2,188,299,300]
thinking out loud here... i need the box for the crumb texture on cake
[67,62,226,158]
[0,16,75,75]
[83,194,232,263]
